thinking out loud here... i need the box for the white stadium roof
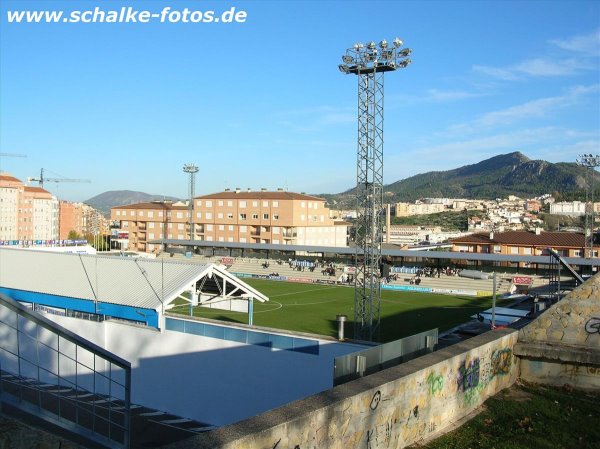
[0,248,267,311]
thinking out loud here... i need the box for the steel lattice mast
[576,154,600,259]
[183,163,199,241]
[339,38,412,341]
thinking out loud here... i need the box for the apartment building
[110,201,190,252]
[549,201,586,216]
[192,190,348,246]
[0,173,57,241]
[394,202,445,217]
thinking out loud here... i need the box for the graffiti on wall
[457,358,480,392]
[585,317,600,334]
[491,348,513,377]
[426,371,444,396]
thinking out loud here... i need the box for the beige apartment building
[192,190,348,246]
[110,201,190,252]
[110,191,349,252]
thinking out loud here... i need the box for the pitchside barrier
[333,328,438,386]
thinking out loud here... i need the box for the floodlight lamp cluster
[183,163,199,173]
[339,37,412,75]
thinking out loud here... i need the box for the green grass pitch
[170,279,508,343]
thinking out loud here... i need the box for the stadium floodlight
[183,163,199,241]
[576,154,600,262]
[339,37,412,341]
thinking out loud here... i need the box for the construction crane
[0,153,27,158]
[28,168,91,188]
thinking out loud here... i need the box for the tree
[67,230,82,240]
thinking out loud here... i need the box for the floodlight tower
[339,38,412,341]
[576,154,600,259]
[183,163,199,241]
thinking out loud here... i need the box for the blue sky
[1,0,599,202]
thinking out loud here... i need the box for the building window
[218,200,224,206]
[308,202,312,209]
[263,213,269,220]
[207,236,213,241]
[227,201,233,207]
[217,213,223,219]
[273,226,279,234]
[263,201,269,207]
[252,213,258,219]
[240,213,247,221]
[176,212,183,219]
[196,212,202,219]
[252,201,258,207]
[139,211,144,216]
[159,211,163,217]
[510,247,519,254]
[240,237,247,243]
[149,233,155,239]
[273,239,279,244]
[219,225,224,231]
[227,213,233,219]
[228,225,234,231]
[130,211,135,216]
[240,225,247,232]
[149,222,155,229]
[273,201,279,208]
[196,200,202,207]
[273,214,279,220]
[301,214,305,221]
[206,212,212,219]
[301,202,305,208]
[116,211,121,216]
[206,201,213,207]
[177,223,184,230]
[148,211,154,218]
[228,237,234,242]
[207,224,213,231]
[240,201,246,208]
[219,237,224,242]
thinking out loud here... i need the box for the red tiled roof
[0,173,22,183]
[112,202,188,210]
[195,191,325,201]
[24,186,50,194]
[452,231,585,248]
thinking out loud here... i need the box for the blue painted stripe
[0,287,159,328]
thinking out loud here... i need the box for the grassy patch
[418,382,600,449]
[169,279,509,342]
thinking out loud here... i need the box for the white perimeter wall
[44,315,365,426]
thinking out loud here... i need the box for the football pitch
[170,279,508,343]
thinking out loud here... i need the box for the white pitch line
[269,286,338,298]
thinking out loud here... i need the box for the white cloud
[549,29,600,56]
[474,29,599,80]
[451,84,599,130]
[424,89,482,102]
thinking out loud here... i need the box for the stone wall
[163,329,518,449]
[516,272,600,389]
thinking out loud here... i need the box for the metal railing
[333,328,438,386]
[0,293,131,448]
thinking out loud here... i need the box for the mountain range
[85,152,598,214]
[319,152,599,207]
[85,191,180,216]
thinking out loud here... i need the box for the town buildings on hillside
[110,190,349,252]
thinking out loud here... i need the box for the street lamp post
[339,38,412,341]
